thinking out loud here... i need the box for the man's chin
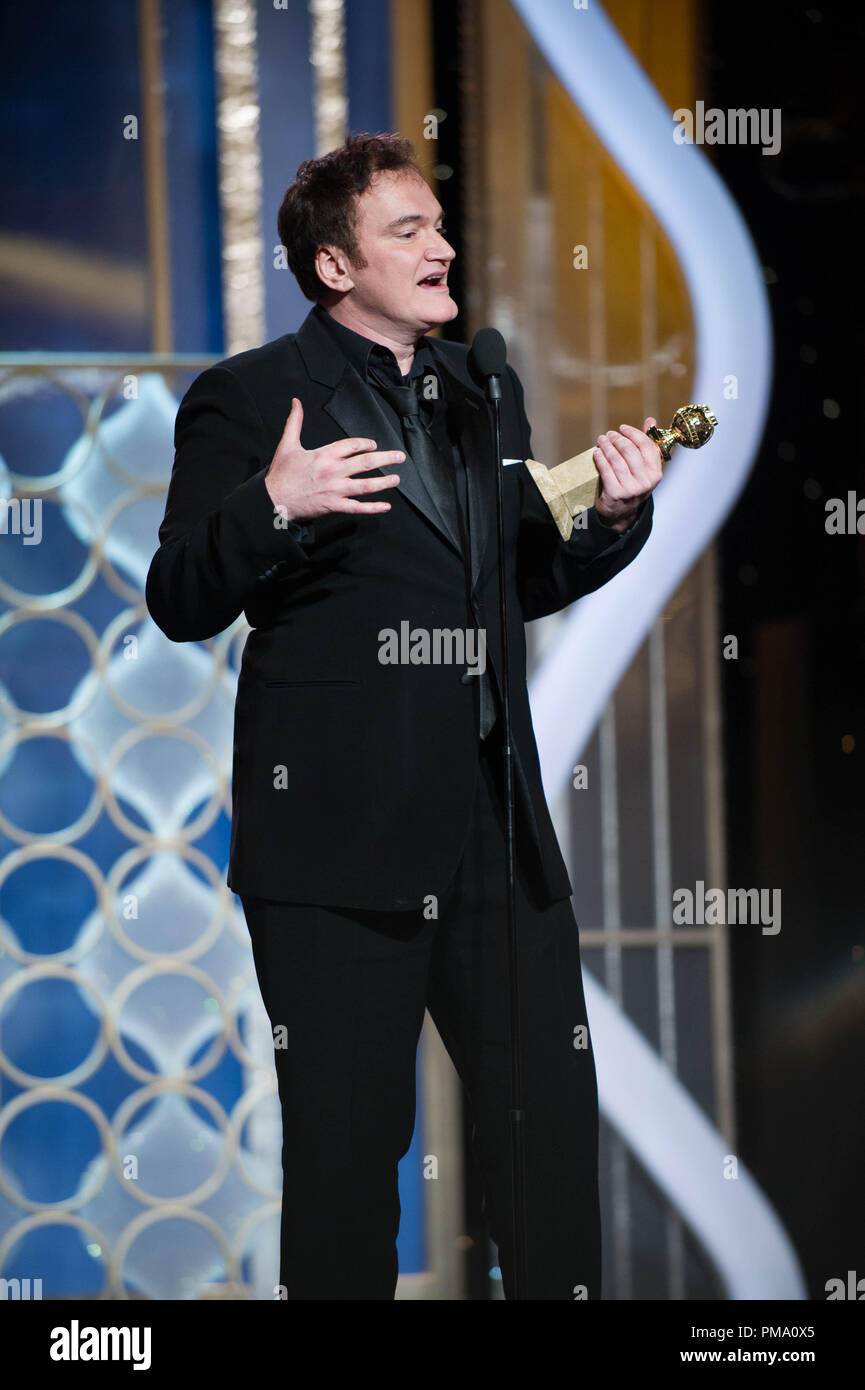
[418,292,459,328]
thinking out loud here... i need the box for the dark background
[707,2,865,1298]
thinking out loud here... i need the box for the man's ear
[314,245,355,293]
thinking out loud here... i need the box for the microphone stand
[485,369,529,1301]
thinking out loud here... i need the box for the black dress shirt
[312,303,470,530]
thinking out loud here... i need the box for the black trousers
[240,732,601,1300]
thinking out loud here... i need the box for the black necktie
[367,357,464,554]
[367,354,497,740]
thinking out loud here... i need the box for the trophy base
[525,446,600,541]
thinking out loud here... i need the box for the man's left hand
[593,418,663,533]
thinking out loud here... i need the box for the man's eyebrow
[382,210,445,231]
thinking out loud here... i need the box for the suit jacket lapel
[295,308,499,584]
[430,348,496,593]
[296,308,462,556]
[328,367,467,554]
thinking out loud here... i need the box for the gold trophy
[525,404,718,540]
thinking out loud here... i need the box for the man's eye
[397,226,447,240]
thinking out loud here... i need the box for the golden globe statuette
[524,404,719,540]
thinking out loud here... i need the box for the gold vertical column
[213,0,265,354]
[137,0,173,352]
[390,0,435,180]
[310,0,347,155]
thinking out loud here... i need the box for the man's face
[331,169,458,335]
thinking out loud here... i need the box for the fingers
[344,472,402,495]
[329,467,404,516]
[621,422,663,482]
[339,498,396,515]
[329,435,384,460]
[594,433,632,493]
[343,449,405,474]
[280,396,303,447]
[594,426,659,496]
[593,450,632,505]
[619,422,657,455]
[610,426,651,479]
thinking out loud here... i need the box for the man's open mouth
[418,273,447,288]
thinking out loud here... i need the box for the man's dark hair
[277,132,424,302]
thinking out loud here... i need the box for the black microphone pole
[469,328,528,1300]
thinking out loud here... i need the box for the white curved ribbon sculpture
[510,0,804,1298]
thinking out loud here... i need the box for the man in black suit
[146,133,662,1300]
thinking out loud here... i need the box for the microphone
[468,327,507,401]
[467,322,530,1295]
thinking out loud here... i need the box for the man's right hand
[264,397,404,523]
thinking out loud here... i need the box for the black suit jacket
[145,307,653,909]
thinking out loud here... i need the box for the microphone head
[468,327,507,383]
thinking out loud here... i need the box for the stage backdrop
[0,0,801,1301]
